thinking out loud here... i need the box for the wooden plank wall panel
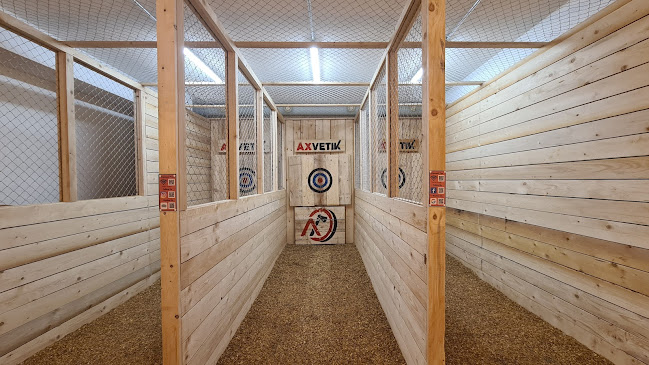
[445,3,649,364]
[354,189,427,365]
[179,190,287,364]
[285,118,355,244]
[0,87,162,365]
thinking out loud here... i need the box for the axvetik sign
[295,139,345,153]
[379,138,420,153]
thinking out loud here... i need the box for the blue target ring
[239,167,256,193]
[308,168,333,193]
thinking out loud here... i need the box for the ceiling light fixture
[184,48,223,84]
[410,67,423,84]
[310,47,321,82]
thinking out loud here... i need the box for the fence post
[56,51,77,202]
[226,52,239,200]
[156,0,184,363]
[386,51,400,198]
[422,0,446,363]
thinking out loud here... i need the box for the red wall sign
[159,174,177,212]
[429,171,446,207]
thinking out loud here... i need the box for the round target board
[308,168,333,193]
[239,167,256,193]
[380,167,406,189]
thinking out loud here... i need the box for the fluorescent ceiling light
[410,67,423,84]
[184,48,223,84]
[310,47,321,82]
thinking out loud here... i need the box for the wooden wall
[0,87,161,365]
[354,189,428,365]
[285,118,354,244]
[178,189,287,364]
[445,1,649,363]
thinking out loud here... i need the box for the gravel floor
[217,243,406,365]
[22,246,612,365]
[445,254,612,365]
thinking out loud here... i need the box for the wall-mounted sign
[429,171,446,207]
[159,174,177,212]
[217,140,272,154]
[379,138,420,153]
[295,139,345,153]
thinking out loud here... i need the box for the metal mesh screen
[396,15,423,204]
[184,3,227,206]
[360,101,370,191]
[0,27,59,206]
[372,66,387,195]
[277,120,284,189]
[354,120,360,189]
[74,62,137,200]
[238,69,257,197]
[263,103,273,193]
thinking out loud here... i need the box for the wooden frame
[61,40,549,49]
[256,89,264,194]
[422,0,446,363]
[226,52,239,200]
[56,52,77,202]
[386,51,400,198]
[157,0,185,364]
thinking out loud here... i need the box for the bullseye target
[239,167,256,193]
[381,167,406,189]
[308,168,333,193]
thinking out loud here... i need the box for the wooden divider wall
[178,190,287,364]
[355,189,428,365]
[0,87,161,365]
[445,1,649,363]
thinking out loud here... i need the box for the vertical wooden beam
[386,51,400,198]
[226,52,239,200]
[156,0,183,363]
[369,88,377,193]
[422,0,445,363]
[56,52,77,202]
[271,111,279,192]
[135,89,147,196]
[256,90,264,194]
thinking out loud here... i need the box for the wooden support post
[156,0,184,363]
[369,87,377,193]
[135,89,147,196]
[271,111,279,192]
[386,51,400,198]
[422,0,446,363]
[256,89,264,194]
[56,52,77,202]
[226,52,239,200]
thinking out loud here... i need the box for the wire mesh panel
[277,121,284,190]
[372,66,387,196]
[360,102,370,191]
[263,103,273,193]
[238,69,257,197]
[354,119,360,189]
[396,15,423,204]
[0,27,59,206]
[74,62,137,200]
[183,3,227,206]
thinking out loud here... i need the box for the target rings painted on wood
[308,168,333,193]
[239,167,256,193]
[381,167,406,189]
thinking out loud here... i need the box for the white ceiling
[0,0,616,115]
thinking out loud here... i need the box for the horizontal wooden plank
[355,189,427,232]
[180,190,285,236]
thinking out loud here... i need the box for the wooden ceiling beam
[61,40,549,49]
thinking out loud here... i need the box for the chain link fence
[360,101,370,191]
[184,3,228,206]
[263,103,273,193]
[372,66,387,196]
[74,62,137,200]
[277,120,284,190]
[354,119,360,189]
[0,26,59,206]
[238,69,257,197]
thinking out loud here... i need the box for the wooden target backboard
[288,154,352,207]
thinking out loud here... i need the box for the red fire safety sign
[429,171,446,207]
[159,174,177,212]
